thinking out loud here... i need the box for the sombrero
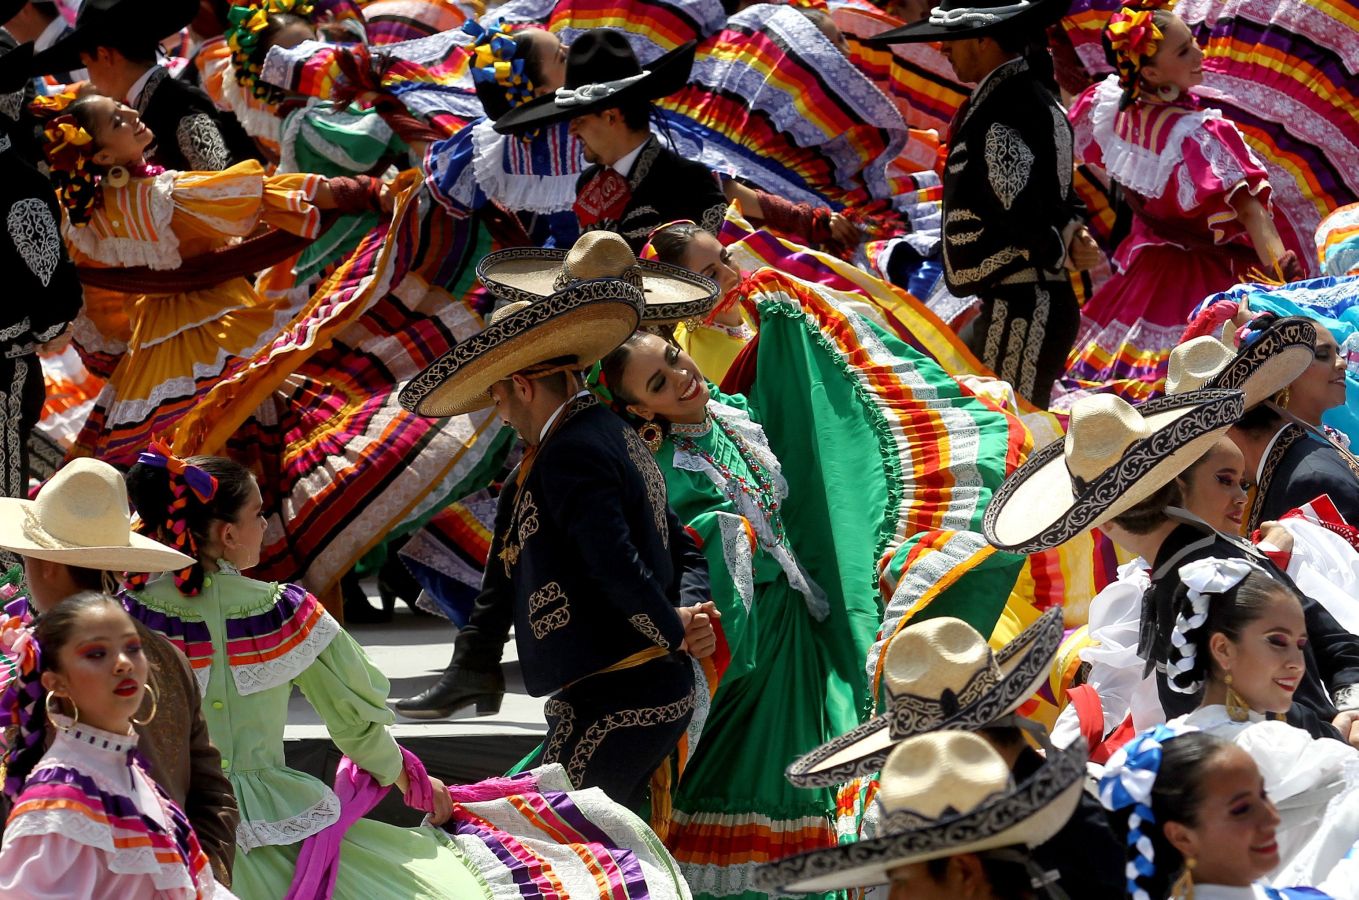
[756,732,1087,893]
[399,232,647,418]
[785,608,1063,788]
[0,458,195,572]
[493,29,696,135]
[1166,316,1317,408]
[477,230,719,325]
[0,39,32,97]
[30,0,199,76]
[866,0,1073,44]
[984,389,1245,555]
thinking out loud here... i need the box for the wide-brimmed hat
[399,232,649,418]
[866,0,1073,44]
[756,731,1087,893]
[1166,316,1317,409]
[477,230,718,325]
[30,0,199,76]
[0,39,32,96]
[984,389,1245,555]
[786,608,1063,789]
[493,29,696,135]
[0,459,194,571]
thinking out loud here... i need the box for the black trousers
[531,652,695,808]
[0,353,44,499]
[968,278,1080,407]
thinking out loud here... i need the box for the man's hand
[679,601,721,659]
[829,212,862,248]
[1333,709,1359,749]
[1255,521,1294,556]
[1066,226,1101,271]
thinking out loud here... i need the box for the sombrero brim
[477,248,719,325]
[756,742,1088,893]
[0,498,195,572]
[983,389,1246,555]
[0,42,33,95]
[30,0,198,75]
[1209,317,1317,409]
[492,41,697,135]
[399,279,644,418]
[784,608,1064,789]
[864,0,1072,44]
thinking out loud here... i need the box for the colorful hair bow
[1104,2,1173,100]
[38,112,101,226]
[585,360,617,409]
[464,19,536,114]
[137,439,219,504]
[227,0,316,101]
[0,614,43,796]
[128,440,218,596]
[639,219,697,261]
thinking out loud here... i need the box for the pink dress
[0,723,235,899]
[1062,74,1271,400]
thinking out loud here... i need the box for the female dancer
[0,592,236,898]
[122,447,690,899]
[35,89,388,466]
[1100,724,1333,899]
[1064,2,1301,399]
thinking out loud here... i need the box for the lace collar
[669,416,713,437]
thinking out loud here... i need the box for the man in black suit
[398,232,718,807]
[29,0,257,171]
[1231,404,1359,532]
[493,30,727,252]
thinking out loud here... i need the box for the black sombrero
[30,0,198,76]
[866,0,1073,44]
[493,29,696,135]
[0,40,32,96]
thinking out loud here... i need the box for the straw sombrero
[983,389,1245,555]
[399,232,648,418]
[477,230,719,325]
[785,609,1063,789]
[1166,316,1317,408]
[0,459,194,571]
[756,732,1087,893]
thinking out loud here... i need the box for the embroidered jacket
[940,58,1084,296]
[135,67,259,173]
[1253,425,1359,532]
[488,396,712,696]
[574,135,727,253]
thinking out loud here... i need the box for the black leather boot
[395,665,505,719]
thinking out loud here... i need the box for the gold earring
[45,692,77,732]
[131,682,158,727]
[1224,672,1250,722]
[105,165,130,189]
[1275,386,1291,409]
[1170,857,1195,900]
[637,421,664,453]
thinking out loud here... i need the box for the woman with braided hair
[1098,724,1332,900]
[1062,1,1302,401]
[0,592,239,898]
[1152,557,1359,891]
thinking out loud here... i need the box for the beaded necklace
[671,411,787,548]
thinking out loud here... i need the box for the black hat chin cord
[978,848,1071,900]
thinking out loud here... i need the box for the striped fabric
[121,593,216,680]
[1318,203,1359,276]
[547,0,727,62]
[362,0,474,45]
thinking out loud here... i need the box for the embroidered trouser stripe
[968,281,1079,406]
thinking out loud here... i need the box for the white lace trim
[1088,74,1221,200]
[65,171,180,269]
[471,121,580,215]
[716,510,755,614]
[6,807,199,891]
[221,64,283,144]
[235,784,342,852]
[229,608,341,696]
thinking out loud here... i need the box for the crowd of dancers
[0,0,1353,896]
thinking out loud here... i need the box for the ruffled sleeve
[1175,115,1271,244]
[0,835,114,899]
[1066,82,1105,170]
[169,160,326,242]
[292,628,403,786]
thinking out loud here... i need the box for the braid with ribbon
[31,90,103,226]
[465,19,538,124]
[227,0,316,104]
[1164,557,1263,695]
[1102,1,1175,107]
[0,615,45,796]
[126,439,220,597]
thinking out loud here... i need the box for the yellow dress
[63,160,324,465]
[674,312,755,386]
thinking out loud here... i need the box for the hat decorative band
[555,71,651,107]
[21,508,63,550]
[553,262,645,292]
[929,0,1032,26]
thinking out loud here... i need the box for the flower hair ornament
[0,615,43,796]
[465,19,536,114]
[32,90,105,226]
[1104,0,1175,103]
[1098,722,1198,900]
[1165,557,1259,695]
[227,0,316,103]
[124,439,220,597]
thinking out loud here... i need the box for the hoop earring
[45,693,77,732]
[1170,857,1195,900]
[131,682,158,727]
[1275,386,1291,409]
[1224,672,1250,722]
[637,420,664,454]
[1156,82,1181,102]
[105,166,130,189]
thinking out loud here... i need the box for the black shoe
[342,571,393,625]
[395,666,505,720]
